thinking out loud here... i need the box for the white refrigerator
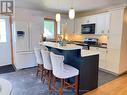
[15,21,43,69]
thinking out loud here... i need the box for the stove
[84,38,98,45]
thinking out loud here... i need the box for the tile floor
[0,68,117,95]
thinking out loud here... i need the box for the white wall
[13,8,68,69]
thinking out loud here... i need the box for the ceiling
[15,0,127,13]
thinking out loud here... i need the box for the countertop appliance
[84,38,98,45]
[81,23,95,34]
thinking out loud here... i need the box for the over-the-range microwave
[81,23,96,34]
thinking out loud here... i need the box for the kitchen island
[42,42,99,94]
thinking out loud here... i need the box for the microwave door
[84,28,90,33]
[81,24,95,34]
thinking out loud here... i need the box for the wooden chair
[0,78,12,95]
[41,49,52,91]
[34,47,44,78]
[50,52,79,95]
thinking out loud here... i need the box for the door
[0,17,11,66]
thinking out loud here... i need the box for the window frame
[44,18,57,41]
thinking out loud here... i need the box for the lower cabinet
[106,49,120,74]
[98,48,107,70]
[90,47,107,70]
[90,46,121,74]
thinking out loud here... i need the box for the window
[0,19,7,42]
[44,18,57,39]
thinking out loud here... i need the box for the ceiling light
[69,8,75,19]
[56,13,61,22]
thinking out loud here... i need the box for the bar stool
[50,52,79,95]
[41,49,52,91]
[0,78,12,95]
[34,47,44,77]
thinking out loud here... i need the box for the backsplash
[64,34,108,44]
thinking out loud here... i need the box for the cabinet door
[82,16,90,24]
[106,49,120,74]
[96,13,110,34]
[98,48,107,69]
[90,47,98,51]
[16,21,29,52]
[75,18,83,34]
[107,9,124,49]
[29,22,43,51]
[82,15,96,24]
[66,19,75,34]
[89,15,97,23]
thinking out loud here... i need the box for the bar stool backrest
[41,50,52,70]
[41,45,48,51]
[50,52,65,77]
[34,47,43,65]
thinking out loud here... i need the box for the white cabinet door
[29,22,43,51]
[66,19,75,34]
[105,9,124,74]
[82,16,90,24]
[90,47,107,70]
[88,15,97,23]
[106,49,120,74]
[82,15,96,24]
[96,13,110,34]
[90,46,98,51]
[16,22,29,52]
[75,18,83,34]
[107,9,124,50]
[61,18,75,34]
[98,48,107,69]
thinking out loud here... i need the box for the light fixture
[56,0,61,22]
[56,13,61,22]
[69,8,75,19]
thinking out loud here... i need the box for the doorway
[0,17,11,66]
[0,16,14,67]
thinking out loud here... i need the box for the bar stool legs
[36,64,39,76]
[36,64,44,77]
[50,52,79,95]
[51,75,79,95]
[60,79,64,95]
[75,76,79,95]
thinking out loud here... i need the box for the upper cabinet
[75,17,83,34]
[107,9,124,50]
[74,12,110,35]
[75,15,97,34]
[82,15,97,24]
[96,12,110,35]
[61,18,75,35]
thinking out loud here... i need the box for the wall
[13,8,68,69]
[119,7,127,74]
